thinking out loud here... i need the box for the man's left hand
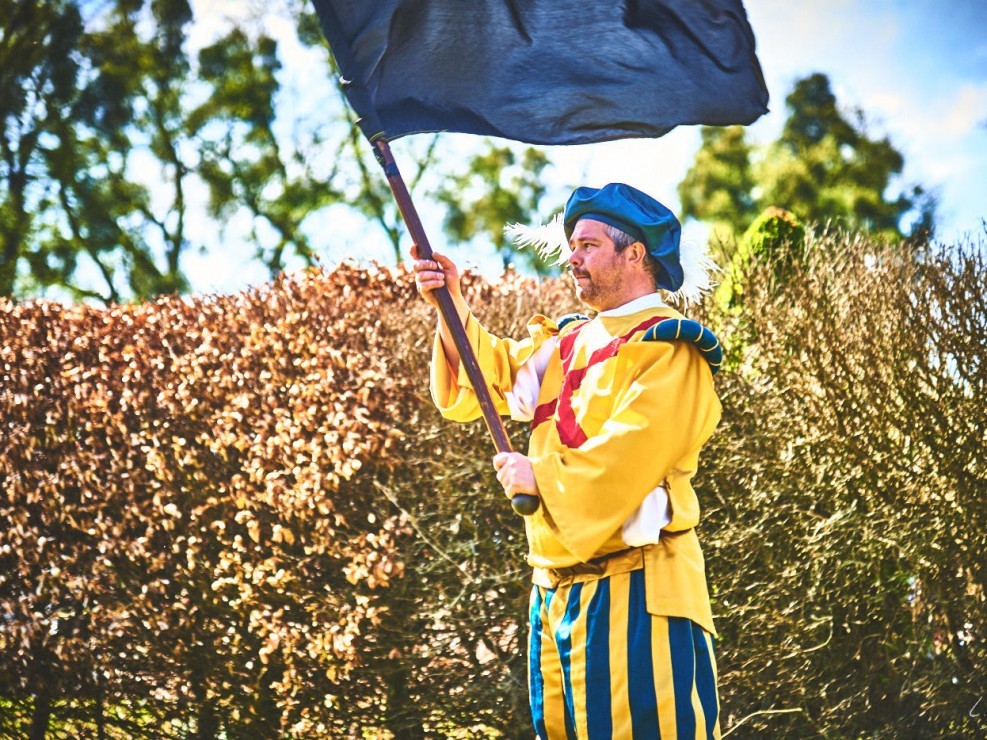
[493,452,540,498]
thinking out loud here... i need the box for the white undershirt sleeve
[504,337,557,422]
[622,485,672,547]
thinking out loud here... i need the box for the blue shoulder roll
[642,319,723,375]
[556,313,590,332]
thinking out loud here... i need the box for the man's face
[567,219,631,312]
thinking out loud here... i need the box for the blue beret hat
[563,183,683,292]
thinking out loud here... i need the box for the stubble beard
[573,273,613,312]
[572,273,595,307]
[571,250,625,311]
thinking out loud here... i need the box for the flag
[311,0,768,146]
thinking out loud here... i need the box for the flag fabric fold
[312,0,769,145]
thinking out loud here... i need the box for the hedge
[2,231,985,737]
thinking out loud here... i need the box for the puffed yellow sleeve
[429,312,557,422]
[528,340,721,562]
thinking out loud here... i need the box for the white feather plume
[669,238,719,306]
[504,212,571,265]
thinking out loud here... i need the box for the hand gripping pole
[372,138,540,516]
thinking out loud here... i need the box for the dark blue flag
[311,0,768,146]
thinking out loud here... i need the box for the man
[412,183,723,739]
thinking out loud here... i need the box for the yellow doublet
[430,303,721,635]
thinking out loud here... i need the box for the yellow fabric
[607,574,633,738]
[430,304,721,635]
[529,569,722,738]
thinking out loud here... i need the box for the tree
[437,144,557,274]
[677,125,757,238]
[678,73,936,244]
[1,0,207,302]
[1,1,555,303]
[1,0,85,298]
[192,25,330,278]
[767,73,933,237]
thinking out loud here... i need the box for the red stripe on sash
[549,316,668,448]
[531,398,558,429]
[530,322,589,433]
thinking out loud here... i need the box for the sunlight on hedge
[1,232,985,737]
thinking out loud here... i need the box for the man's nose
[567,249,580,268]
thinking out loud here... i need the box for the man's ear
[627,241,648,267]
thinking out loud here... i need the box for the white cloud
[940,83,987,137]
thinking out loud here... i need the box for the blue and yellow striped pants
[528,567,720,739]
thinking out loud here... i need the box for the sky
[183,0,987,294]
[540,0,987,246]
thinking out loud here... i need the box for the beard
[571,269,616,310]
[571,270,593,301]
[568,244,633,311]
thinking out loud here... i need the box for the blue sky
[185,0,987,292]
[542,0,987,244]
[745,0,986,240]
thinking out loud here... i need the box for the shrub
[703,231,986,737]
[2,230,985,737]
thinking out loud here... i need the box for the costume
[430,293,722,738]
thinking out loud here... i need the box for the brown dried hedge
[0,264,578,738]
[1,234,985,738]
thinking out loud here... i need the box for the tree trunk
[383,662,425,740]
[29,684,52,740]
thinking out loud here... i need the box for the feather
[670,238,719,305]
[504,212,571,265]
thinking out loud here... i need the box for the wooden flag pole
[372,138,540,517]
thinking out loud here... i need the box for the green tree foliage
[715,206,806,312]
[1,0,85,298]
[678,125,757,238]
[679,73,936,245]
[0,0,199,302]
[1,0,553,303]
[192,27,325,277]
[437,144,557,274]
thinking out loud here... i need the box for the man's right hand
[411,243,462,308]
[410,244,469,368]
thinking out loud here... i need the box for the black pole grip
[511,494,540,516]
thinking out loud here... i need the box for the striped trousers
[528,568,720,739]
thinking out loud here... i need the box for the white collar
[597,292,667,317]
